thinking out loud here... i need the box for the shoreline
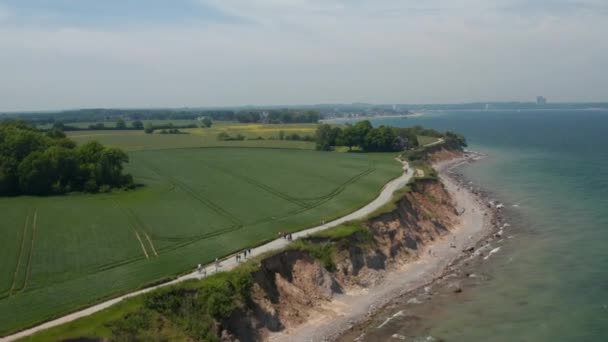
[268,152,499,342]
[320,112,424,123]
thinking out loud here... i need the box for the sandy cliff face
[221,179,459,342]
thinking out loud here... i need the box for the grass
[18,297,145,342]
[417,135,441,146]
[0,147,401,336]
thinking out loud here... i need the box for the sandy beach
[269,154,495,342]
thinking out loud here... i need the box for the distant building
[536,96,547,105]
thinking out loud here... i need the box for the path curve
[3,160,412,342]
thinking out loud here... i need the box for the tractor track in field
[8,213,29,296]
[205,165,310,208]
[19,210,37,294]
[146,164,242,226]
[125,164,381,253]
[245,166,378,226]
[9,209,36,297]
[133,231,149,259]
[144,233,158,257]
[296,167,377,201]
[119,206,158,260]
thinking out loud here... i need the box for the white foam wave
[484,247,501,260]
[377,310,405,329]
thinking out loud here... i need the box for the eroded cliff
[220,178,459,341]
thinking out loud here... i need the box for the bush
[144,123,154,134]
[98,184,112,193]
[84,179,98,193]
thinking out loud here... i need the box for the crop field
[0,147,400,335]
[66,123,318,151]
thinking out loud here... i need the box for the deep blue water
[338,110,608,341]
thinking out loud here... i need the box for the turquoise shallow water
[338,110,608,341]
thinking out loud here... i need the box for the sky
[0,0,607,111]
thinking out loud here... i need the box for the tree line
[236,110,319,123]
[0,121,134,196]
[314,121,466,152]
[1,108,320,127]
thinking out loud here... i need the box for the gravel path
[2,160,412,342]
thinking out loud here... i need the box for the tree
[144,123,154,134]
[17,151,57,195]
[0,121,134,195]
[337,126,357,151]
[278,130,285,140]
[0,156,18,195]
[353,120,373,147]
[116,119,126,129]
[44,146,79,190]
[201,117,213,128]
[132,120,144,130]
[217,132,230,141]
[314,124,339,151]
[95,148,129,186]
[46,128,66,139]
[363,126,395,152]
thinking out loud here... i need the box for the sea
[334,109,608,341]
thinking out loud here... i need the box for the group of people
[236,248,252,263]
[197,263,207,276]
[197,230,299,276]
[279,231,294,241]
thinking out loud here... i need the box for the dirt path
[268,156,491,342]
[2,160,413,342]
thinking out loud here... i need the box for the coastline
[320,112,424,123]
[268,152,498,342]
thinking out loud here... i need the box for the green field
[0,141,401,335]
[417,135,441,146]
[66,123,318,151]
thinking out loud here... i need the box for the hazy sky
[1,0,607,111]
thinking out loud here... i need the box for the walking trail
[2,159,413,342]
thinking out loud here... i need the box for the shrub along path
[2,160,412,342]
